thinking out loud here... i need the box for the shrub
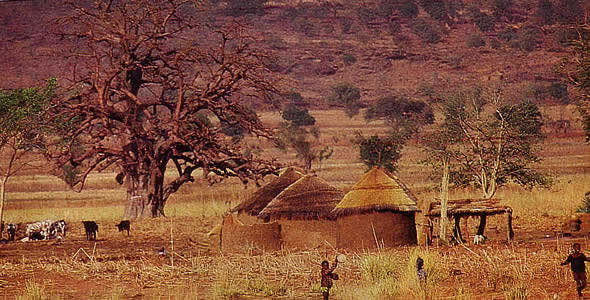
[519,26,540,52]
[466,33,486,48]
[548,82,569,103]
[555,0,583,24]
[388,20,402,34]
[398,0,419,18]
[493,0,513,20]
[535,0,555,25]
[327,82,362,117]
[410,18,441,44]
[293,16,316,36]
[359,253,401,281]
[340,18,354,34]
[473,11,496,32]
[446,55,463,69]
[342,54,357,66]
[419,0,449,22]
[576,191,590,213]
[357,7,379,25]
[224,0,266,17]
[489,38,501,49]
[498,27,517,42]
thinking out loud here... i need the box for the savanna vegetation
[1,0,590,299]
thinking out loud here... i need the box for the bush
[473,11,496,32]
[293,16,317,36]
[535,0,555,25]
[224,0,266,16]
[399,0,419,18]
[328,82,362,117]
[577,191,590,213]
[340,18,354,34]
[493,0,513,20]
[466,33,486,48]
[446,55,463,69]
[357,7,379,25]
[410,18,442,44]
[556,0,583,24]
[343,54,357,66]
[498,27,517,42]
[388,20,402,34]
[419,0,449,22]
[519,26,540,52]
[489,38,501,49]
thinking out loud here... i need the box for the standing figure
[416,257,428,287]
[561,243,590,297]
[320,259,338,300]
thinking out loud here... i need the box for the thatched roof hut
[258,175,343,220]
[258,175,343,249]
[330,167,419,249]
[330,166,419,217]
[230,167,304,222]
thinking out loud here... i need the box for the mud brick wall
[336,212,417,249]
[273,219,337,250]
[221,222,281,253]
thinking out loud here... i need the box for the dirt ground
[1,214,589,299]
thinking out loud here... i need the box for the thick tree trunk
[123,172,166,219]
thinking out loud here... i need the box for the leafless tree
[47,0,281,218]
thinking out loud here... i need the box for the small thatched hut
[330,167,419,249]
[258,175,343,249]
[230,167,304,224]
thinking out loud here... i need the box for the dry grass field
[0,109,588,299]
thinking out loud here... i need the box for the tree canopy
[422,85,549,199]
[46,0,281,218]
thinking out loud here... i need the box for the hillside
[0,0,584,107]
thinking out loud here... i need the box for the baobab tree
[47,1,281,218]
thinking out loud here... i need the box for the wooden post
[507,209,514,241]
[476,214,487,236]
[452,215,464,243]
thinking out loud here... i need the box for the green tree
[425,86,549,199]
[0,78,56,235]
[327,83,363,118]
[354,134,402,172]
[567,24,590,143]
[275,93,332,171]
[356,95,433,172]
[365,95,434,140]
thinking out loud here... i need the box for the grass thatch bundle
[330,167,418,218]
[258,175,343,220]
[426,199,511,217]
[230,167,304,216]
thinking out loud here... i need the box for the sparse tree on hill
[47,1,281,218]
[327,83,363,118]
[0,79,56,236]
[275,92,332,171]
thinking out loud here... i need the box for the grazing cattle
[25,220,53,240]
[6,223,16,241]
[50,220,67,238]
[115,220,130,236]
[82,221,98,241]
[473,234,487,245]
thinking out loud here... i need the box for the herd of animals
[0,220,130,243]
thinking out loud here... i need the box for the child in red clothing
[562,243,590,297]
[320,259,338,300]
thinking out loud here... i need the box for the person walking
[561,243,590,297]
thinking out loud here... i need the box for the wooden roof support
[507,209,514,241]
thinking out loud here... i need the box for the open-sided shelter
[330,167,419,249]
[258,175,343,249]
[230,167,304,224]
[425,199,514,244]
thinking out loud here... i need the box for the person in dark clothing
[320,259,338,300]
[561,243,590,297]
[416,257,428,287]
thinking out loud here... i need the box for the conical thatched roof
[230,167,304,216]
[258,175,343,220]
[330,167,418,218]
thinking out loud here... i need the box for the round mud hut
[230,167,304,224]
[258,175,343,249]
[330,167,419,249]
